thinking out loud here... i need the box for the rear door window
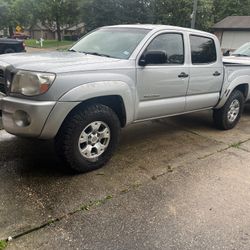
[190,35,217,64]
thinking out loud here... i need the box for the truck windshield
[232,42,250,57]
[70,27,150,59]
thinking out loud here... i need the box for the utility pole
[191,0,198,29]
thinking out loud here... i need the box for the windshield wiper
[68,49,77,52]
[81,51,111,58]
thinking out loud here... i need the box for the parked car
[223,42,250,64]
[12,33,31,40]
[0,38,26,54]
[1,24,250,173]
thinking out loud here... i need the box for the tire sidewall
[223,91,244,129]
[4,48,15,54]
[63,106,120,172]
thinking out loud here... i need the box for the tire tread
[55,104,121,173]
[213,90,244,130]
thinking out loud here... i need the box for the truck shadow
[1,107,249,177]
[0,119,187,177]
[0,131,63,176]
[243,103,250,114]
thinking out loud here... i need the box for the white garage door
[221,31,250,50]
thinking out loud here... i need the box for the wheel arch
[216,82,250,109]
[235,83,249,100]
[66,95,127,127]
[40,94,129,139]
[3,46,16,53]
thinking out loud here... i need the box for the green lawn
[25,39,74,49]
[0,240,7,250]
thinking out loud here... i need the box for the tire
[4,48,15,54]
[213,90,244,130]
[55,104,121,173]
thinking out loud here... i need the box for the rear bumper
[0,95,55,137]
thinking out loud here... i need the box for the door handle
[213,71,221,76]
[178,72,189,78]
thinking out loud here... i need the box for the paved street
[1,107,250,249]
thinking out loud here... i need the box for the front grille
[0,68,6,94]
[0,83,5,94]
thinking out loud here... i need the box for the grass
[80,195,113,211]
[0,240,7,250]
[230,142,242,149]
[25,39,73,49]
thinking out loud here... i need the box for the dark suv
[0,38,26,54]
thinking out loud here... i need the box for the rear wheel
[55,104,121,173]
[213,90,244,130]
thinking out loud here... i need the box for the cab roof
[103,24,215,37]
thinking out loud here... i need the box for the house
[27,23,56,40]
[63,23,85,41]
[24,22,85,41]
[213,16,250,51]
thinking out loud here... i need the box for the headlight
[11,71,56,96]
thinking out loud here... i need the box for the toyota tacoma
[0,25,250,173]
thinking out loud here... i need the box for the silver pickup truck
[1,24,250,173]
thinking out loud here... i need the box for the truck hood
[0,51,123,73]
[223,56,250,65]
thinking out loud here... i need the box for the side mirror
[139,51,167,66]
[223,50,231,56]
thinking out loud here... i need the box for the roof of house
[29,22,85,32]
[213,16,250,30]
[66,23,85,31]
[30,23,55,32]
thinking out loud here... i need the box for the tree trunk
[8,26,14,37]
[191,0,198,29]
[56,16,62,41]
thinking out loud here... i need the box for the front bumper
[0,95,56,137]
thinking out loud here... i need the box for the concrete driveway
[1,107,250,249]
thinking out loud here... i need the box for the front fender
[40,81,134,139]
[59,80,134,123]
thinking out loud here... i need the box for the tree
[81,0,121,31]
[152,0,193,27]
[36,0,81,41]
[0,0,37,36]
[213,0,250,23]
[14,0,38,28]
[0,0,16,36]
[2,0,250,40]
[82,0,153,32]
[195,0,214,31]
[118,0,153,24]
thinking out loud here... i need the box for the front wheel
[4,48,15,54]
[55,104,121,173]
[213,90,244,130]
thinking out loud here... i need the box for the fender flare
[215,76,250,109]
[59,80,134,123]
[40,81,134,139]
